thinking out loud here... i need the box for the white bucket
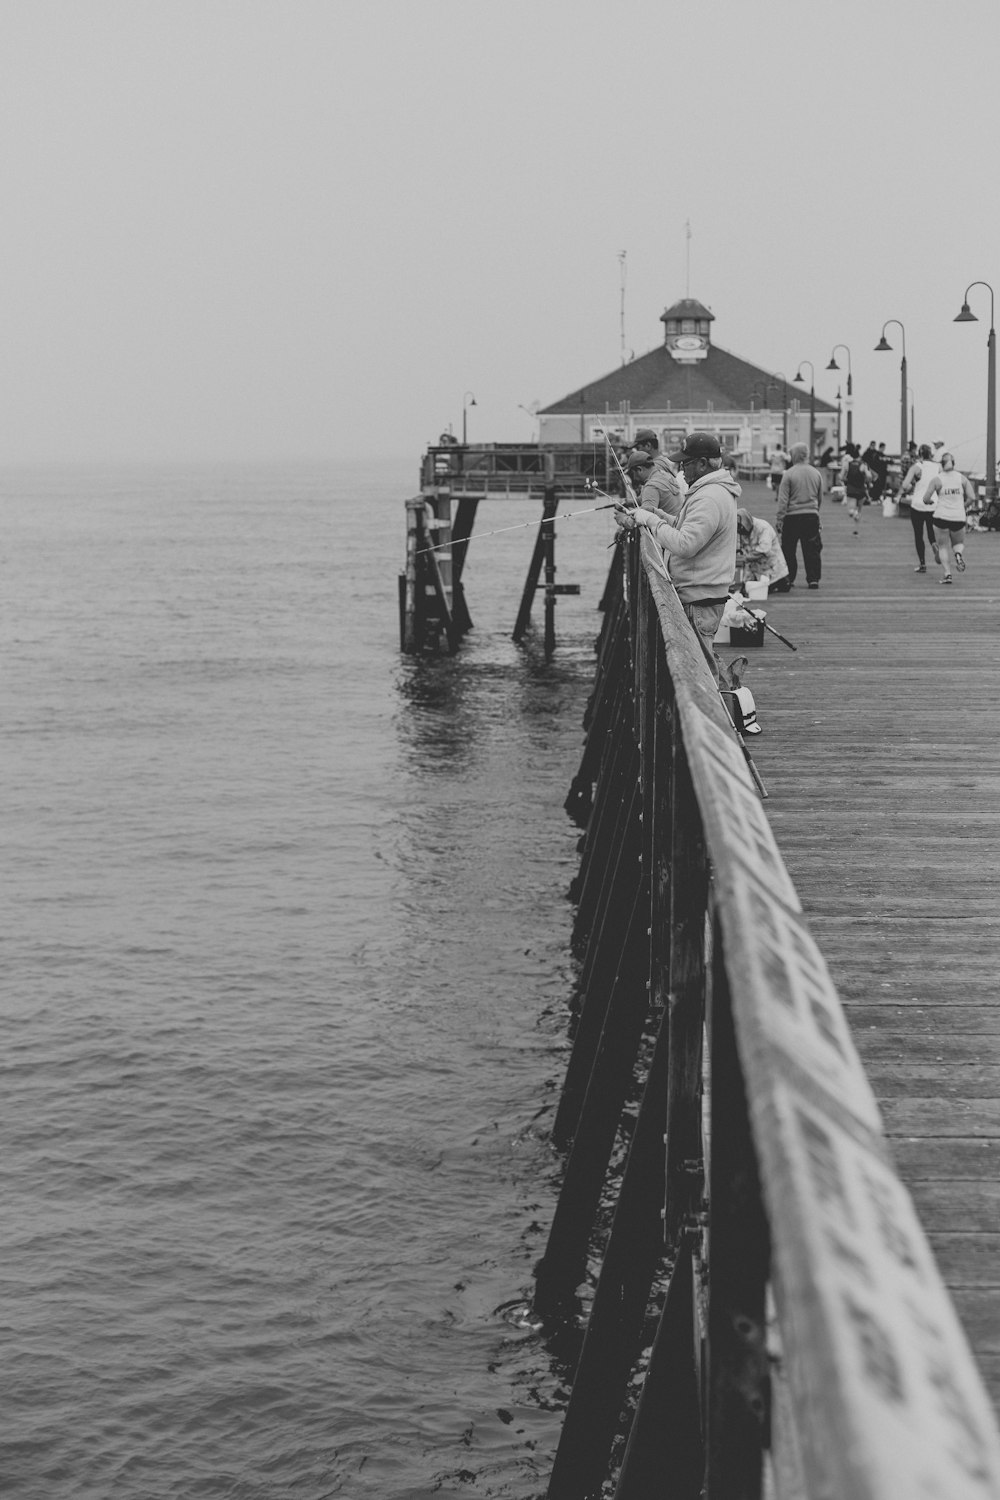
[745,578,769,600]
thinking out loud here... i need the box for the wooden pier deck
[735,479,1000,1409]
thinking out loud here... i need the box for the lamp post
[954,281,996,501]
[874,320,907,463]
[462,390,477,446]
[826,345,853,446]
[794,361,816,459]
[907,387,915,447]
[768,373,789,447]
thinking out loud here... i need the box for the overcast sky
[3,0,999,468]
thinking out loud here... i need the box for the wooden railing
[538,530,1000,1498]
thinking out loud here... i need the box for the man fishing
[736,508,788,593]
[614,431,740,680]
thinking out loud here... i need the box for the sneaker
[941,574,953,584]
[807,582,819,589]
[931,542,941,565]
[914,564,926,572]
[955,550,967,572]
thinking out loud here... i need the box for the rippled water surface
[1,462,616,1498]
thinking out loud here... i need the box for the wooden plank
[731,480,1000,1409]
[633,512,1000,1492]
[926,1235,1000,1287]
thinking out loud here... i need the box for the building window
[681,319,695,334]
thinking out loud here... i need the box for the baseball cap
[633,427,659,446]
[669,431,722,463]
[626,449,655,472]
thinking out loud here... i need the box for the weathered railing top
[637,529,1000,1498]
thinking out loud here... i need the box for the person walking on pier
[899,444,942,572]
[923,452,975,583]
[775,442,823,588]
[843,450,873,532]
[768,443,789,497]
[615,431,739,676]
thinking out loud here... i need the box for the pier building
[538,296,839,464]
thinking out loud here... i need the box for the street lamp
[875,320,907,463]
[794,361,816,459]
[954,281,996,501]
[826,345,853,446]
[462,390,477,445]
[768,372,789,447]
[907,387,915,447]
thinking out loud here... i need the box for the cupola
[660,298,714,363]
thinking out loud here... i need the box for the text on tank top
[933,471,966,522]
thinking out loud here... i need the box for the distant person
[775,442,823,588]
[624,448,655,502]
[899,444,942,572]
[615,431,739,679]
[628,427,683,515]
[868,442,889,504]
[818,446,836,492]
[923,452,976,583]
[736,508,789,592]
[629,427,660,458]
[768,443,789,497]
[843,450,873,531]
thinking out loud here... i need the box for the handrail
[540,532,1000,1498]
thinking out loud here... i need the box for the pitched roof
[540,342,837,416]
[661,298,715,323]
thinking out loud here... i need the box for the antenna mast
[685,220,692,297]
[619,250,627,365]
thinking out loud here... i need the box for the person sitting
[735,508,789,593]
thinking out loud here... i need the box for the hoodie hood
[689,468,742,502]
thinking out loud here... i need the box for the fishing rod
[414,497,618,556]
[745,608,798,651]
[592,424,639,506]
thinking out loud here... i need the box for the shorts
[932,516,966,532]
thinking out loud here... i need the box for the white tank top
[910,460,940,511]
[932,470,966,522]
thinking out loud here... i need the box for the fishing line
[414,498,618,556]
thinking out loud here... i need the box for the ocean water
[0,461,617,1498]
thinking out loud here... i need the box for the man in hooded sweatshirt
[615,431,739,676]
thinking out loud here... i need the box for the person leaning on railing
[616,431,740,681]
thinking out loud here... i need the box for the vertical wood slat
[543,482,557,657]
[544,1003,671,1499]
[553,774,641,1151]
[612,1238,704,1500]
[402,497,427,652]
[512,482,559,643]
[535,879,651,1315]
[449,494,479,636]
[568,610,633,921]
[569,664,635,946]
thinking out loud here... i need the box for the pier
[398,458,1000,1494]
[537,485,1000,1497]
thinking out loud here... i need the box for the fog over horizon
[3,0,999,470]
